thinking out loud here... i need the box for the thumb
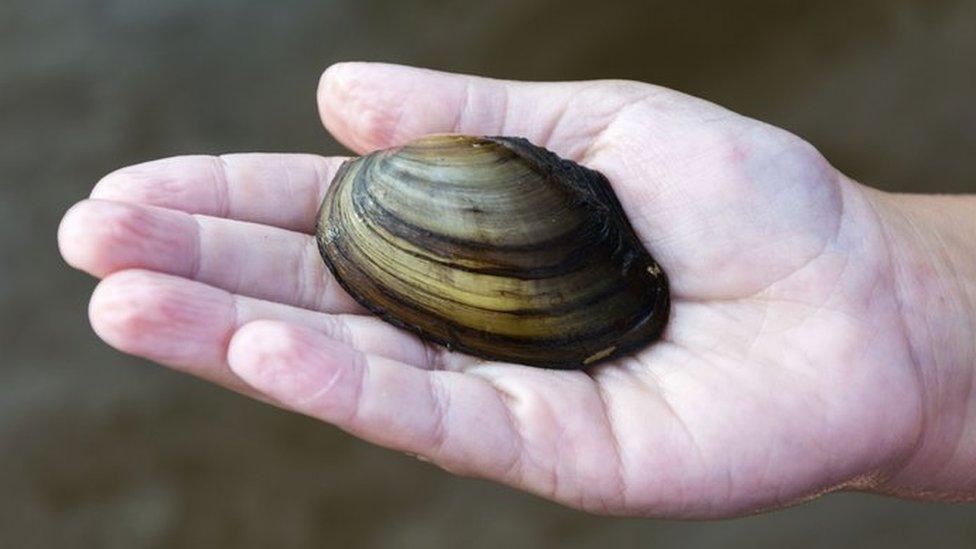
[316,62,654,159]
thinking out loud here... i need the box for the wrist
[868,189,976,500]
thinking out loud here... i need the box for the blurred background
[2,0,974,547]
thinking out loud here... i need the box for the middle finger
[59,198,366,314]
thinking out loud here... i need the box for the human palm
[59,63,923,517]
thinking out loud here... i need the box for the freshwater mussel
[316,135,669,369]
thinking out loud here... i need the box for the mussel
[315,135,669,369]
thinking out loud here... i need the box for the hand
[57,63,972,517]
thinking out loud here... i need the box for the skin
[57,63,976,517]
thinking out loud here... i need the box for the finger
[89,270,436,395]
[318,62,655,159]
[59,199,364,314]
[91,154,348,234]
[227,320,527,483]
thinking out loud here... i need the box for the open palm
[59,63,923,517]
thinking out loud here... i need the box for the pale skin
[57,63,976,517]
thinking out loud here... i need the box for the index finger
[91,153,348,234]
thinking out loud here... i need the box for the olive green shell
[315,135,669,369]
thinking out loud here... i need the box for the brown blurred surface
[1,0,974,547]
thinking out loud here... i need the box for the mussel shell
[316,135,669,369]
